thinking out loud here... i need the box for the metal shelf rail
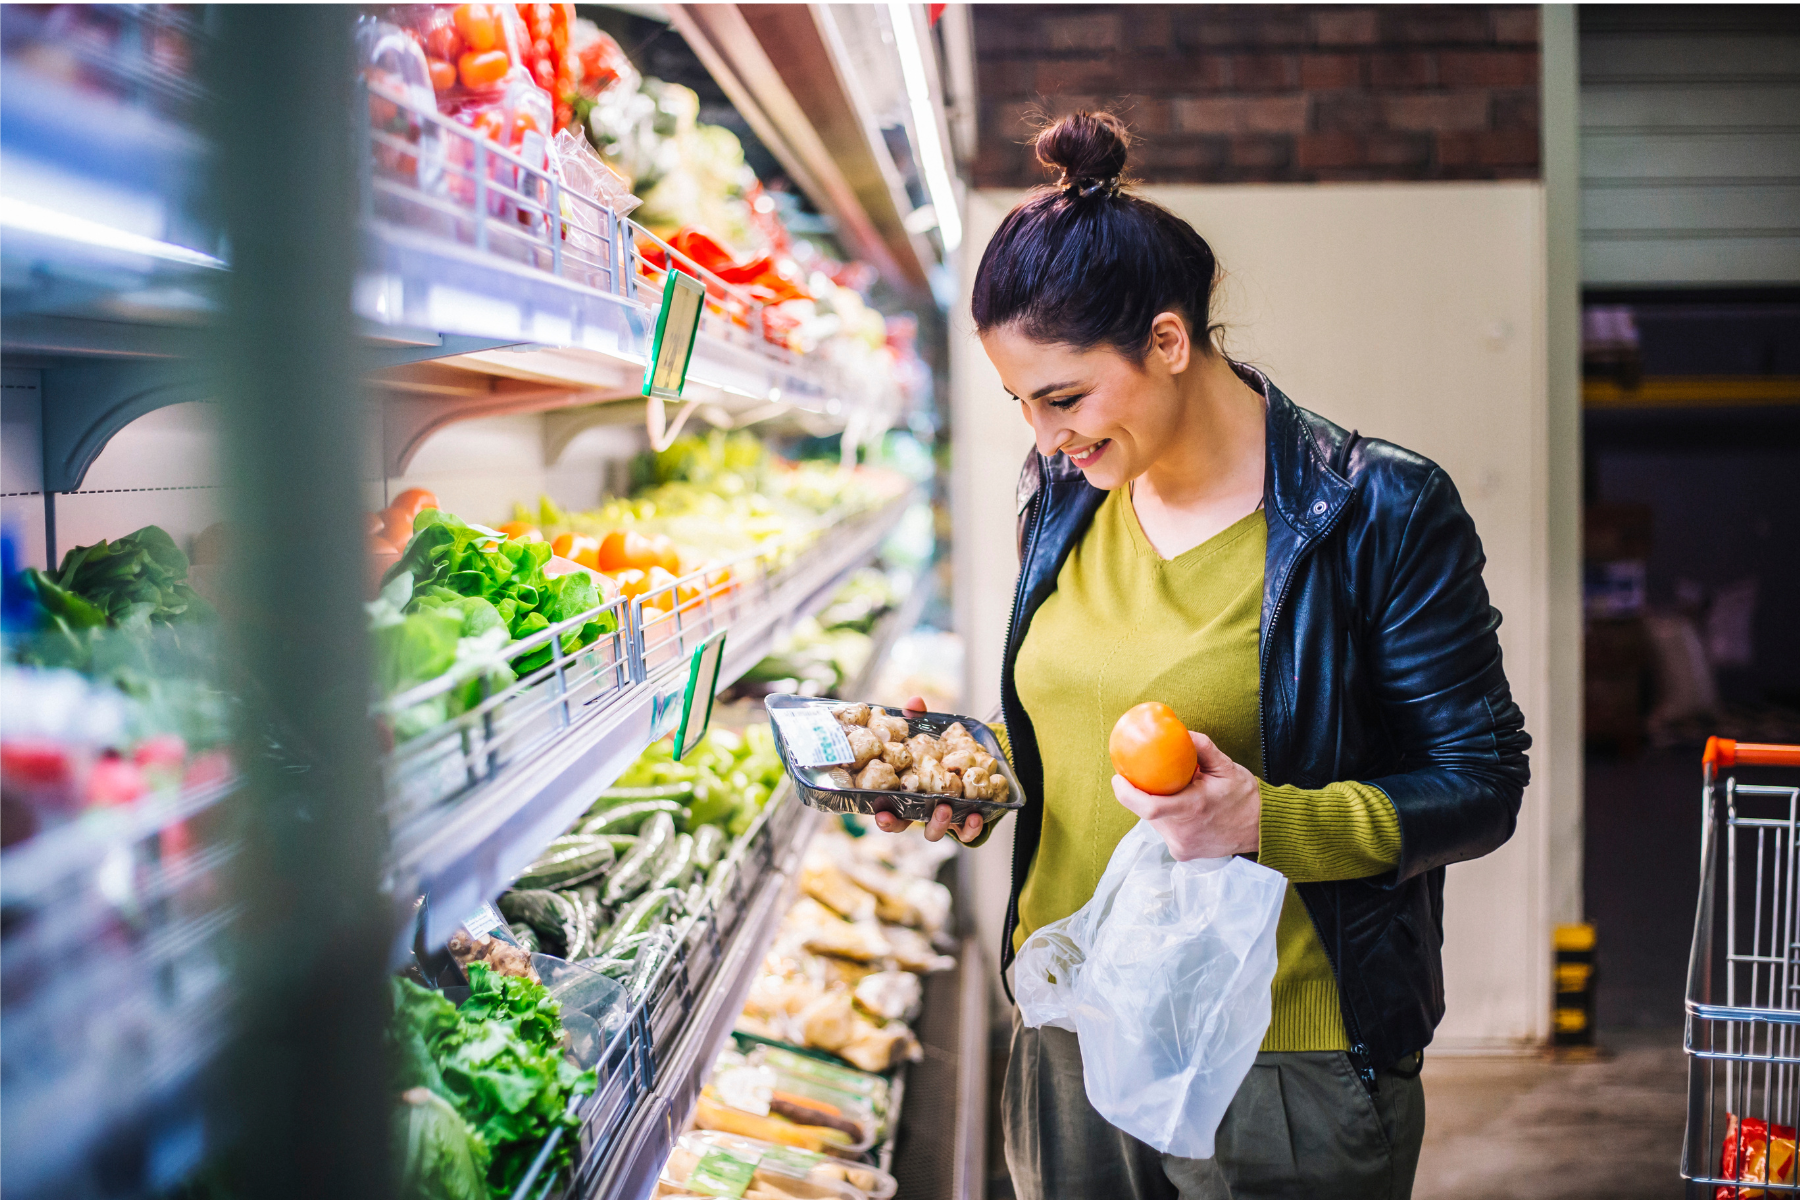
[384,490,913,953]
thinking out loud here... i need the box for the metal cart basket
[1685,737,1800,1196]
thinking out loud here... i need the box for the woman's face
[980,316,1189,492]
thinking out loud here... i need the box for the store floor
[1414,1029,1687,1199]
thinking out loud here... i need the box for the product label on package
[686,1149,756,1198]
[460,902,506,940]
[771,706,854,768]
[757,1145,826,1178]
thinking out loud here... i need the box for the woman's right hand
[869,696,986,844]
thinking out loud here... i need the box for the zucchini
[595,887,677,956]
[600,834,640,858]
[690,824,726,869]
[499,889,581,958]
[508,922,540,954]
[585,782,695,813]
[579,799,690,838]
[513,834,616,890]
[602,813,676,906]
[647,832,696,893]
[680,880,705,917]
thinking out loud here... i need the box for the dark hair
[971,112,1221,360]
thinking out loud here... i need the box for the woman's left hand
[1112,732,1261,861]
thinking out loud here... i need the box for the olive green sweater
[1012,489,1401,1052]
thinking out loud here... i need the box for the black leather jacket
[998,368,1531,1082]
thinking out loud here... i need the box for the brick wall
[971,4,1541,187]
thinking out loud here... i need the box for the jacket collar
[1241,364,1354,541]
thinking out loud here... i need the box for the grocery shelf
[354,76,900,441]
[578,785,821,1200]
[385,490,914,954]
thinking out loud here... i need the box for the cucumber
[586,783,695,813]
[690,824,726,869]
[555,888,593,959]
[508,922,540,954]
[680,880,705,917]
[595,887,677,956]
[579,799,689,838]
[600,834,640,858]
[513,834,616,890]
[499,889,581,958]
[647,832,695,893]
[601,813,676,906]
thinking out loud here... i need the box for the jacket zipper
[1258,492,1378,1091]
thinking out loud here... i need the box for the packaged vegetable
[659,1135,867,1200]
[672,1131,896,1200]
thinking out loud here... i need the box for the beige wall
[953,181,1580,1051]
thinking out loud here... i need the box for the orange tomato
[427,58,458,91]
[496,520,542,542]
[551,532,598,563]
[389,487,439,524]
[1109,702,1197,795]
[453,4,501,52]
[642,566,677,610]
[458,48,510,89]
[365,511,385,536]
[649,534,681,574]
[596,529,657,573]
[380,508,414,548]
[613,568,647,598]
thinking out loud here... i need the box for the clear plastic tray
[763,694,1026,824]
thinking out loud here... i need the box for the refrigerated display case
[1,6,983,1198]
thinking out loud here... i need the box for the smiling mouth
[1063,439,1110,467]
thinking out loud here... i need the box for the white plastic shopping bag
[1014,821,1286,1158]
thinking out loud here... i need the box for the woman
[874,112,1530,1199]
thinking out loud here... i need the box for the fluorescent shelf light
[0,196,225,269]
[886,1,962,254]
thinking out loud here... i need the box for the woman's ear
[1148,311,1192,376]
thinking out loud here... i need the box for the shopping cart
[1684,737,1800,1197]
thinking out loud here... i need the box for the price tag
[643,267,705,401]
[673,630,727,761]
[771,705,854,768]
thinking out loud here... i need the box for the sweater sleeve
[1257,780,1401,883]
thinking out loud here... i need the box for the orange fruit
[497,520,542,542]
[649,534,681,574]
[1109,702,1197,795]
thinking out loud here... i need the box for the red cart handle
[1705,737,1800,769]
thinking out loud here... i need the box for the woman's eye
[1048,394,1084,411]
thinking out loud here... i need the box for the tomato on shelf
[551,532,599,567]
[425,21,464,64]
[649,534,681,574]
[427,58,458,91]
[453,4,503,53]
[458,48,510,89]
[495,520,543,542]
[595,529,656,573]
[1109,702,1198,795]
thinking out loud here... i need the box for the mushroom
[867,709,909,743]
[855,760,901,790]
[845,725,882,768]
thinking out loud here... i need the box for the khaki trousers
[1003,1013,1425,1200]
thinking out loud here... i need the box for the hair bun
[1035,111,1130,199]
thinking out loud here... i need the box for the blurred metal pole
[208,7,388,1197]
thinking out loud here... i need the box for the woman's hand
[869,696,986,844]
[1112,732,1260,861]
